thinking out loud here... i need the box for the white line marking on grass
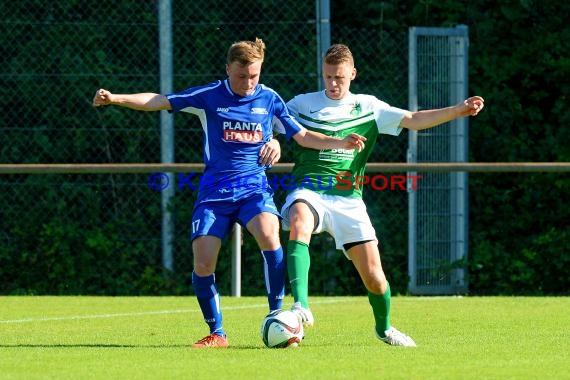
[0,298,349,324]
[0,309,203,324]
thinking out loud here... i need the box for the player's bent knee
[362,274,388,294]
[290,220,313,239]
[249,226,281,250]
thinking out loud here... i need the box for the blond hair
[324,44,354,66]
[227,37,266,66]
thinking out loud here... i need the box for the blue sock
[192,271,225,336]
[261,247,285,312]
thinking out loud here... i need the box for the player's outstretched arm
[401,96,484,131]
[92,89,172,111]
[292,130,366,152]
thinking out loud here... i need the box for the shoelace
[196,334,223,346]
[384,328,410,344]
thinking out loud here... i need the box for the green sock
[287,240,310,308]
[368,283,391,337]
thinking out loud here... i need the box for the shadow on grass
[0,343,267,350]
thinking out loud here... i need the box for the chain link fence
[0,0,408,295]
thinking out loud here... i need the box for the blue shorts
[190,192,280,241]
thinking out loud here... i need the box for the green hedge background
[0,1,568,296]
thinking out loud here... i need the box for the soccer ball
[260,310,304,348]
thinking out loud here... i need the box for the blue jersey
[166,79,303,204]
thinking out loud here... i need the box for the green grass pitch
[1,296,568,379]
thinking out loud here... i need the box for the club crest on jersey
[223,121,263,143]
[350,103,362,116]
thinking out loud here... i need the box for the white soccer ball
[260,310,304,348]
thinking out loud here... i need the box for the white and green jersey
[282,90,406,198]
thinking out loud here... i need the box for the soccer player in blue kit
[93,38,365,348]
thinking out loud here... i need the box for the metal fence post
[316,0,330,90]
[231,224,242,297]
[159,0,174,272]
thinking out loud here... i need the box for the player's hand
[259,139,281,166]
[342,133,367,153]
[93,89,113,107]
[461,96,484,117]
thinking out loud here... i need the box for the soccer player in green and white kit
[278,44,484,346]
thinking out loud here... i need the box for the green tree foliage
[333,0,570,295]
[1,1,568,295]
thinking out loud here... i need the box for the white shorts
[280,189,378,258]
